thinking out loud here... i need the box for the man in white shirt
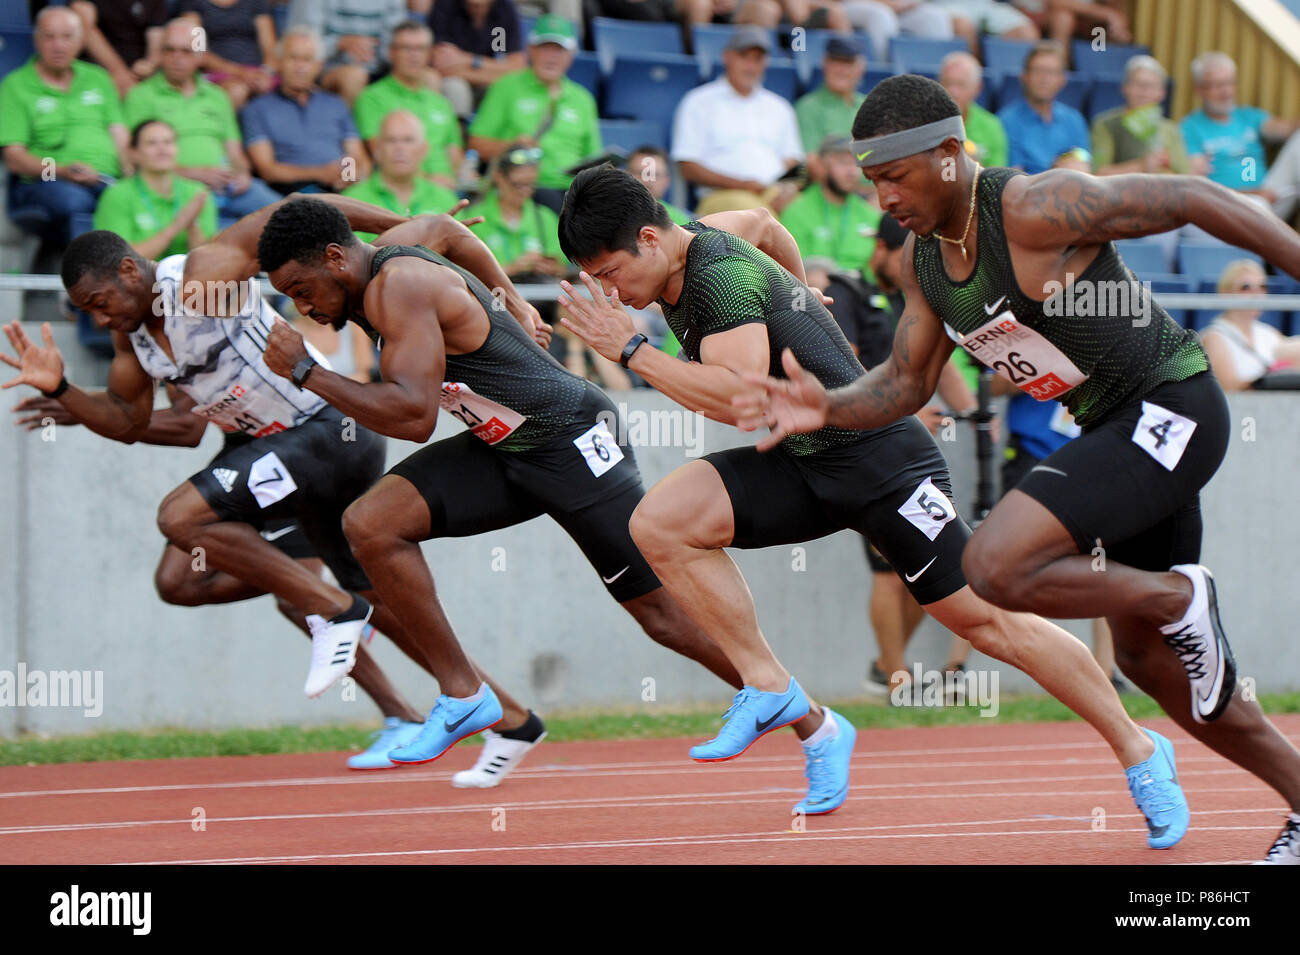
[672,25,803,216]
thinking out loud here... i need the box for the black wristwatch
[291,356,318,388]
[620,333,648,369]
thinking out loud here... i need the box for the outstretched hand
[557,271,638,363]
[12,394,78,430]
[443,198,484,228]
[732,348,831,451]
[1,321,65,394]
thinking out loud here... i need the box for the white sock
[1159,565,1205,634]
[456,683,487,703]
[803,709,838,747]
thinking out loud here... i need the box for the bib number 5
[898,477,957,541]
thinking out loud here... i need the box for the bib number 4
[1131,401,1196,471]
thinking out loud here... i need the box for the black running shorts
[188,406,386,591]
[1012,372,1231,572]
[388,389,659,603]
[705,416,972,605]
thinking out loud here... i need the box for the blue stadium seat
[785,28,837,84]
[888,36,967,73]
[0,27,35,77]
[980,37,1033,76]
[567,50,600,102]
[1178,243,1262,284]
[1144,275,1192,327]
[519,15,537,41]
[270,2,289,37]
[764,61,799,104]
[859,64,897,94]
[603,53,701,131]
[1086,74,1125,119]
[1069,39,1149,75]
[996,72,1090,113]
[691,23,775,77]
[594,17,683,74]
[1114,239,1171,279]
[599,118,667,154]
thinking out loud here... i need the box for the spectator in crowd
[1015,0,1130,51]
[343,110,459,239]
[289,0,408,106]
[125,19,282,221]
[70,0,168,98]
[767,0,850,32]
[838,1,963,62]
[177,0,279,109]
[1181,51,1299,200]
[625,145,692,225]
[0,6,128,247]
[1201,260,1300,391]
[429,0,527,119]
[468,16,601,214]
[780,135,881,280]
[939,50,1007,168]
[794,34,866,181]
[354,20,462,191]
[92,119,217,260]
[998,40,1090,175]
[1091,55,1190,176]
[243,26,372,194]
[671,25,803,216]
[463,143,569,283]
[1262,130,1300,229]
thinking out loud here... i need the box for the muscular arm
[698,208,806,281]
[1007,170,1300,278]
[295,265,445,442]
[139,386,208,447]
[824,238,955,430]
[55,332,157,443]
[627,323,772,425]
[373,213,538,334]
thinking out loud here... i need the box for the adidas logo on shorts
[211,468,238,493]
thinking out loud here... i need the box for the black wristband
[620,333,648,369]
[41,376,69,400]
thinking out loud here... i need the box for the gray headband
[851,115,966,167]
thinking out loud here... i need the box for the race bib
[573,420,625,478]
[897,477,957,542]
[248,451,298,508]
[440,381,526,444]
[1131,401,1196,471]
[192,383,288,437]
[949,309,1088,401]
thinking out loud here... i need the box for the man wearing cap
[671,25,803,217]
[938,51,1007,169]
[468,15,601,214]
[780,134,881,280]
[343,111,460,241]
[794,34,867,172]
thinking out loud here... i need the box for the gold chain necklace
[932,164,981,261]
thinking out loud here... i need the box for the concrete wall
[2,322,1297,736]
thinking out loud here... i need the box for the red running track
[1,716,1295,865]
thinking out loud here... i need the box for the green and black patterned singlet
[911,167,1208,429]
[363,244,589,452]
[659,222,871,455]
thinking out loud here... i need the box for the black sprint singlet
[911,167,1208,430]
[659,222,873,455]
[363,244,589,451]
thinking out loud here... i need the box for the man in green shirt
[343,111,459,241]
[938,51,1008,168]
[780,135,881,280]
[794,35,866,182]
[124,18,281,219]
[353,20,463,191]
[467,15,600,214]
[0,7,128,243]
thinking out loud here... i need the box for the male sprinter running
[10,382,428,770]
[735,74,1300,863]
[252,198,845,811]
[556,164,1186,843]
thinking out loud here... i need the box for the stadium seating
[603,53,700,132]
[1195,278,1290,333]
[599,118,667,154]
[1113,239,1171,278]
[593,17,684,73]
[860,64,898,94]
[1069,39,1149,74]
[568,50,600,101]
[980,37,1033,76]
[996,71,1091,113]
[764,62,799,104]
[888,36,967,73]
[1144,274,1193,327]
[0,27,35,77]
[1178,243,1263,284]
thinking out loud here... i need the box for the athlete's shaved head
[558,164,671,265]
[258,198,358,273]
[62,231,154,333]
[62,231,144,289]
[852,74,960,140]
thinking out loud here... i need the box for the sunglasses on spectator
[1235,282,1267,291]
[502,147,544,168]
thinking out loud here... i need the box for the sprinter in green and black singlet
[736,75,1300,863]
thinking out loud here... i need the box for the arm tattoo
[1020,172,1190,245]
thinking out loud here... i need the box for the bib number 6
[573,419,624,478]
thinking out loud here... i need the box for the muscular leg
[923,585,1153,767]
[962,490,1194,627]
[1110,614,1300,811]
[342,474,487,701]
[156,483,352,618]
[629,460,826,733]
[870,570,913,684]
